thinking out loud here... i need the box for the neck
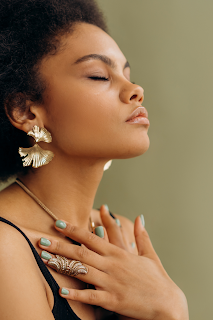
[18,156,106,229]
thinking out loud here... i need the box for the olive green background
[94,1,213,319]
[1,1,212,318]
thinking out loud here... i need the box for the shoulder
[0,222,54,320]
[0,220,31,254]
[0,221,41,281]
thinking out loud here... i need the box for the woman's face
[39,23,150,162]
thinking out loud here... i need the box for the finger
[59,288,113,310]
[38,237,105,270]
[93,225,109,242]
[54,220,117,256]
[134,216,160,262]
[103,227,109,242]
[100,205,126,249]
[74,264,109,288]
[100,206,131,251]
[40,251,109,287]
[119,226,133,252]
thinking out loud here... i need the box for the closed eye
[89,76,109,81]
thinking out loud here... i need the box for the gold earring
[19,125,54,168]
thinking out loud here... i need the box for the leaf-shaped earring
[19,125,54,168]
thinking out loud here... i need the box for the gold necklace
[15,179,95,231]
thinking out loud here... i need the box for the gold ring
[47,255,88,277]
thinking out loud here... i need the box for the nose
[120,84,144,104]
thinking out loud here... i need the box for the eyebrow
[74,54,130,70]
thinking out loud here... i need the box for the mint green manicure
[115,219,121,227]
[61,288,69,295]
[40,237,51,246]
[140,214,145,227]
[95,226,104,238]
[104,204,109,211]
[56,220,67,229]
[131,242,136,249]
[41,251,52,260]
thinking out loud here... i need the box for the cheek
[45,81,119,156]
[45,80,150,159]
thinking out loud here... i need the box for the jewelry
[19,125,54,168]
[48,254,88,277]
[104,160,112,171]
[16,179,58,220]
[15,179,91,277]
[15,179,95,231]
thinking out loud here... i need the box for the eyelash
[89,76,109,81]
[89,76,135,84]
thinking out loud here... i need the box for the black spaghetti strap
[0,217,81,320]
[0,217,58,294]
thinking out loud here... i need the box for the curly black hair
[0,0,107,181]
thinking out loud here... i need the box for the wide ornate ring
[47,254,88,277]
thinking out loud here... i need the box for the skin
[0,22,188,320]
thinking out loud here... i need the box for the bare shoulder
[0,222,54,320]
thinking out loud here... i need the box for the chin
[130,139,150,158]
[116,135,150,159]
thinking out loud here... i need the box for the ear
[4,93,45,133]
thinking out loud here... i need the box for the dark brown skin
[0,23,188,320]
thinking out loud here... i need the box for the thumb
[134,215,160,262]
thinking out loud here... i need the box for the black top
[0,217,81,320]
[0,213,117,320]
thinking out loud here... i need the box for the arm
[0,223,55,320]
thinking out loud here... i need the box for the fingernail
[115,218,121,227]
[40,237,51,247]
[41,251,52,260]
[131,242,136,248]
[140,214,145,227]
[61,288,69,295]
[104,204,109,211]
[95,226,104,238]
[56,220,67,229]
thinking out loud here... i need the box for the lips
[126,106,149,124]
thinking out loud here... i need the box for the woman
[0,0,189,319]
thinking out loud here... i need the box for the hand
[38,216,189,320]
[98,205,135,253]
